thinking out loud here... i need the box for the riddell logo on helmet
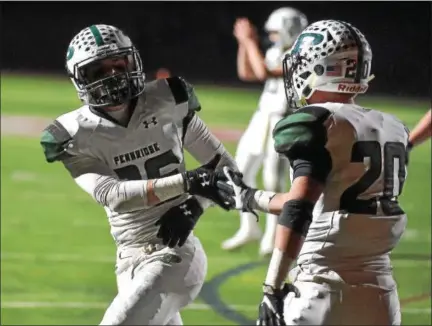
[92,44,118,56]
[337,84,368,93]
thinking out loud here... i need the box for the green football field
[1,74,431,325]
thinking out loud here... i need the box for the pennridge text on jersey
[113,143,161,165]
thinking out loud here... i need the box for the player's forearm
[237,43,257,81]
[250,192,308,288]
[246,190,288,215]
[88,174,186,213]
[242,39,268,81]
[409,109,432,146]
[263,191,315,287]
[264,226,304,288]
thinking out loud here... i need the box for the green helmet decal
[66,46,74,61]
[291,33,324,55]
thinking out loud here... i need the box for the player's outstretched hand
[182,154,235,210]
[256,283,300,326]
[219,166,259,220]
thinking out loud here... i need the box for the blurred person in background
[40,24,237,325]
[408,108,431,149]
[218,19,410,326]
[222,7,308,256]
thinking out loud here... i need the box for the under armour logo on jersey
[198,173,210,187]
[143,117,158,128]
[179,204,192,216]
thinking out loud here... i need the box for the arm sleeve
[273,106,333,183]
[61,154,185,213]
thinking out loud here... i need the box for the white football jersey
[40,77,236,249]
[257,46,289,115]
[274,103,410,282]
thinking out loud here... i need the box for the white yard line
[10,171,39,182]
[0,301,429,314]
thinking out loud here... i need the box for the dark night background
[1,1,431,98]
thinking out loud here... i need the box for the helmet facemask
[66,25,146,108]
[283,52,310,109]
[72,47,145,107]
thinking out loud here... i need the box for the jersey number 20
[340,141,407,215]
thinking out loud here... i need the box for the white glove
[222,166,259,220]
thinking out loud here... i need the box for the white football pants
[235,110,290,232]
[99,235,207,325]
[283,268,401,325]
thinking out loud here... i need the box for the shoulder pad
[40,120,73,163]
[273,106,331,160]
[166,76,201,112]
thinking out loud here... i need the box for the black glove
[257,283,300,326]
[155,197,204,248]
[182,154,235,210]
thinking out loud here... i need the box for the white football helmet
[65,24,145,107]
[282,20,374,108]
[264,7,308,50]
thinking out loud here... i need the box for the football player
[219,20,409,325]
[408,108,431,149]
[223,8,308,256]
[40,24,237,325]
